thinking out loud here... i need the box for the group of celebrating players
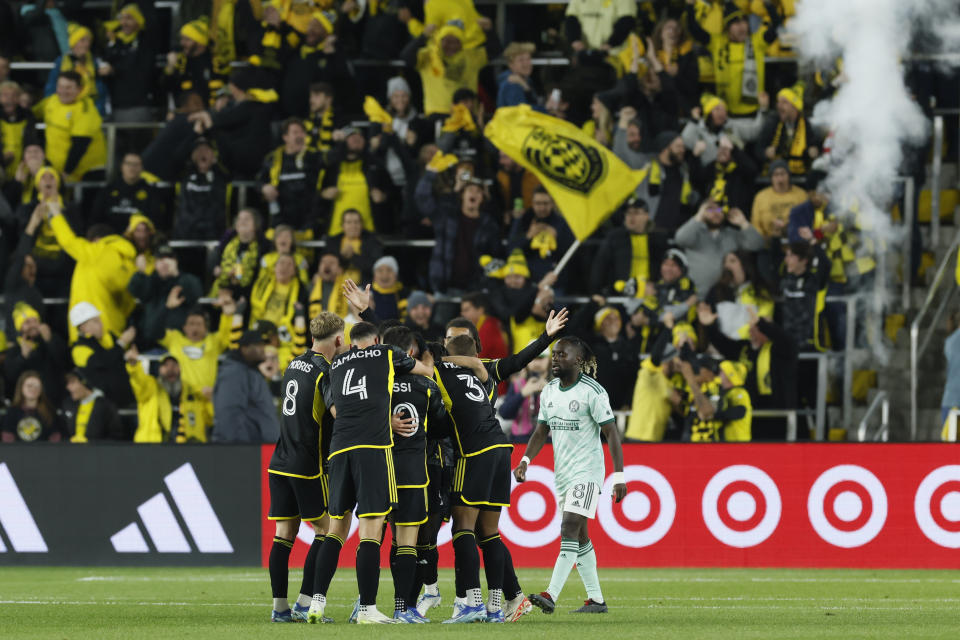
[265,279,627,624]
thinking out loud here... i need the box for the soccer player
[435,311,567,622]
[381,326,449,622]
[265,311,345,622]
[514,336,627,614]
[307,321,433,624]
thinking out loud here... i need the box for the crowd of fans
[0,0,930,444]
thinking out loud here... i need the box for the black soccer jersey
[391,374,448,487]
[327,344,416,457]
[434,362,512,457]
[268,351,332,478]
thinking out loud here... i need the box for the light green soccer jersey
[537,373,616,493]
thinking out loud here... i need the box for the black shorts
[327,448,398,519]
[267,472,328,521]
[391,486,428,526]
[452,447,512,511]
[426,464,450,517]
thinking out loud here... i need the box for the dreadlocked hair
[561,336,599,379]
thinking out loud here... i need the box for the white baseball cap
[69,301,101,328]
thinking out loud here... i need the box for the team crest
[568,400,580,412]
[521,127,604,194]
[136,190,148,200]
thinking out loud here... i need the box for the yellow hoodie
[128,362,213,443]
[415,22,487,115]
[50,214,137,343]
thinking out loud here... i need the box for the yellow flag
[363,96,393,133]
[485,105,643,241]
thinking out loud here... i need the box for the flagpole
[552,239,582,276]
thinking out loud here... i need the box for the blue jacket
[496,70,544,111]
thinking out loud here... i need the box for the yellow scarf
[770,116,807,175]
[60,53,98,103]
[363,96,393,133]
[756,342,772,395]
[308,273,350,319]
[530,231,557,259]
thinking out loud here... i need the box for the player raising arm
[514,336,627,614]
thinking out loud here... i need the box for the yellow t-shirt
[159,313,233,392]
[329,160,374,235]
[36,95,106,181]
[750,186,808,240]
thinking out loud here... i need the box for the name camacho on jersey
[434,361,511,458]
[391,374,448,487]
[327,345,416,457]
[268,351,332,479]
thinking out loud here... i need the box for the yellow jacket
[415,26,487,115]
[35,94,106,181]
[415,0,487,49]
[625,359,675,441]
[710,27,770,116]
[128,362,214,443]
[159,312,234,392]
[50,214,137,343]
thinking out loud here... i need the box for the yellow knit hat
[593,306,618,332]
[13,302,40,333]
[180,19,209,46]
[720,360,747,387]
[777,83,804,112]
[700,93,724,118]
[503,249,530,279]
[68,23,92,48]
[119,4,145,28]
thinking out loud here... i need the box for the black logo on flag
[522,127,604,194]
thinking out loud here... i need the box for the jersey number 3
[457,374,486,402]
[343,368,368,400]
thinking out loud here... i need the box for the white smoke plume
[789,0,957,241]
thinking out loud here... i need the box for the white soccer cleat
[357,606,400,624]
[504,594,533,622]
[416,591,442,617]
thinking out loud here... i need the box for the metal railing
[911,227,960,439]
[857,391,889,442]
[931,116,944,249]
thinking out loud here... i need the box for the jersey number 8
[282,379,298,416]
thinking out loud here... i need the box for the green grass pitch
[3,567,960,639]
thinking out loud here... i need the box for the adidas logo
[571,500,581,507]
[0,463,47,552]
[111,463,233,553]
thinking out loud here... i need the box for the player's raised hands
[342,278,371,313]
[544,307,569,337]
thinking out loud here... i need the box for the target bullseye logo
[500,465,560,547]
[702,465,781,547]
[915,465,960,548]
[597,465,675,547]
[808,465,887,548]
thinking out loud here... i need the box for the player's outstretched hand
[545,307,569,337]
[342,278,371,313]
[613,482,627,503]
[513,461,528,483]
[391,413,417,438]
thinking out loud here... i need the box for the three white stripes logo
[0,463,48,552]
[111,463,233,553]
